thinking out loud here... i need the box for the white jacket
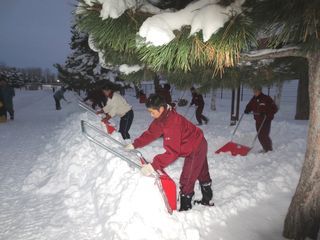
[103,92,132,117]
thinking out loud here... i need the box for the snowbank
[21,89,306,239]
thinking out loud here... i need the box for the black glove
[244,109,250,114]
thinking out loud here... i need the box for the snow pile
[19,88,307,240]
[21,109,207,239]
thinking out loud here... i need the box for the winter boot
[179,192,194,211]
[194,182,214,206]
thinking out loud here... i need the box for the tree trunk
[295,65,310,120]
[283,52,320,240]
[274,80,283,109]
[210,88,216,111]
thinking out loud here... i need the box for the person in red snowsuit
[190,87,208,125]
[125,94,214,211]
[244,86,278,152]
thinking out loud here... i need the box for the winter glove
[101,114,111,123]
[244,109,250,114]
[141,163,155,176]
[124,144,134,150]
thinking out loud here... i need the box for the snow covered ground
[0,82,307,240]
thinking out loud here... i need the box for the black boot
[194,182,214,206]
[179,192,194,211]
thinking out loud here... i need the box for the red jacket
[245,93,278,121]
[133,108,204,171]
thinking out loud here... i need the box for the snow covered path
[0,90,77,240]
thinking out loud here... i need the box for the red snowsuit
[244,93,278,151]
[132,107,211,195]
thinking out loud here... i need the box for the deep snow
[0,82,308,240]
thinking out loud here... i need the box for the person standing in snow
[0,79,15,120]
[125,94,214,211]
[53,87,67,110]
[190,87,209,125]
[98,84,134,140]
[244,86,278,153]
[0,89,7,123]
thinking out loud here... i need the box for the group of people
[0,78,15,122]
[82,82,277,212]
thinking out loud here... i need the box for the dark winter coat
[0,93,6,117]
[244,93,278,121]
[190,92,204,108]
[83,89,107,109]
[53,88,66,101]
[0,85,15,110]
[132,107,204,171]
[156,87,172,106]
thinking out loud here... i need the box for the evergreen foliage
[75,1,256,75]
[246,0,320,51]
[54,24,112,90]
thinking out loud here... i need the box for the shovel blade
[215,141,251,156]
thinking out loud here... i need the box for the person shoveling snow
[125,94,214,211]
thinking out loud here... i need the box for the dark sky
[0,0,74,73]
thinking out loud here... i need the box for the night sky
[0,0,75,72]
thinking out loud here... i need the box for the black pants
[256,119,272,151]
[54,96,61,110]
[195,106,208,124]
[119,109,134,140]
[5,106,14,119]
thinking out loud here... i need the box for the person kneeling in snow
[125,94,214,211]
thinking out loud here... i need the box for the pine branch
[241,46,303,61]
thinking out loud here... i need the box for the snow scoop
[215,113,267,156]
[78,100,116,134]
[80,120,177,214]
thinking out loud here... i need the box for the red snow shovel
[215,113,266,156]
[78,101,116,135]
[101,118,116,134]
[139,156,177,212]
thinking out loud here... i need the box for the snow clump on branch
[139,0,245,46]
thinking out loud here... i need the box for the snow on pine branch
[82,0,145,19]
[118,64,143,74]
[139,0,245,46]
[82,0,244,46]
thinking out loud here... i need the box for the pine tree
[54,24,111,90]
[242,1,320,238]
